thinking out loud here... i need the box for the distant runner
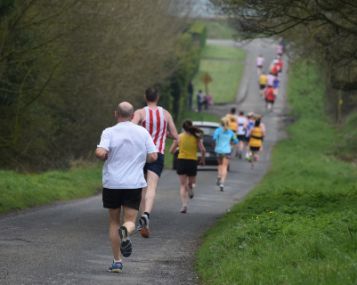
[256,54,265,74]
[248,117,265,169]
[170,120,205,213]
[258,73,268,97]
[132,87,178,238]
[264,85,276,111]
[96,101,157,273]
[213,118,238,192]
[236,111,248,159]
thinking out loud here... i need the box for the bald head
[116,101,134,120]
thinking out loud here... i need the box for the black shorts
[144,153,164,177]
[237,134,246,141]
[250,146,260,153]
[176,159,197,176]
[259,84,266,90]
[102,188,142,210]
[216,153,231,159]
[265,98,275,104]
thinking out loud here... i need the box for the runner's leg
[188,175,196,199]
[179,175,189,210]
[216,156,223,185]
[220,157,229,184]
[142,170,159,214]
[108,208,121,261]
[122,206,138,235]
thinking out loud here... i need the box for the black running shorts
[250,146,260,153]
[237,135,246,142]
[176,159,197,176]
[144,153,164,177]
[259,84,266,90]
[102,188,142,210]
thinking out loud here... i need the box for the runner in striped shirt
[132,87,178,238]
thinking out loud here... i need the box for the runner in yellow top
[225,107,238,134]
[170,120,205,213]
[248,118,265,168]
[258,73,268,97]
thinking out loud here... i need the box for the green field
[200,20,237,39]
[193,44,245,105]
[196,61,357,284]
[0,164,101,214]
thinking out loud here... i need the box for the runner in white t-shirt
[96,101,157,273]
[236,111,248,159]
[256,54,264,75]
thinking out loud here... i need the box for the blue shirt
[273,78,280,89]
[213,127,238,154]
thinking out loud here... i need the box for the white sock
[114,259,122,263]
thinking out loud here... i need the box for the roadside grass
[336,112,357,162]
[0,110,218,214]
[193,44,245,105]
[196,61,357,284]
[164,110,220,169]
[0,164,101,214]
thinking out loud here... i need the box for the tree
[212,0,357,112]
[0,0,192,170]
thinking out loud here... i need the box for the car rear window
[197,126,217,136]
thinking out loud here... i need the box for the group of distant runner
[95,41,285,274]
[257,41,285,111]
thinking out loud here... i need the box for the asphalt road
[0,39,288,285]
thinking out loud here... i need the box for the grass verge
[196,61,357,284]
[0,164,101,214]
[193,44,245,105]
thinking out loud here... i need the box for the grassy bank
[196,61,357,284]
[193,44,245,105]
[0,164,101,214]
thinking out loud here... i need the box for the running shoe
[118,226,132,257]
[138,214,150,238]
[216,177,221,186]
[219,184,224,192]
[108,260,123,273]
[180,206,187,214]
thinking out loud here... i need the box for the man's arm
[95,147,108,161]
[165,111,179,140]
[147,152,158,163]
[132,109,143,125]
[169,139,179,154]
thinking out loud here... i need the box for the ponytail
[182,120,203,139]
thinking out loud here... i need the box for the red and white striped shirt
[142,106,167,154]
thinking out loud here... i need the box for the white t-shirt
[97,121,157,189]
[237,116,248,135]
[256,56,264,67]
[267,74,275,86]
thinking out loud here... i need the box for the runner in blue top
[213,118,238,192]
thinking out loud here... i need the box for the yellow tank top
[249,127,263,147]
[178,132,198,160]
[259,74,268,85]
